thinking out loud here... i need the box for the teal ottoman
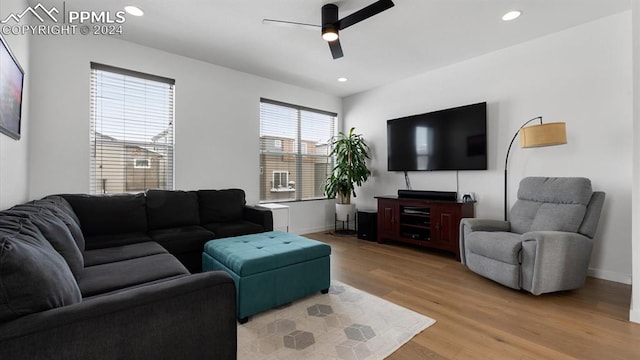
[202,231,331,323]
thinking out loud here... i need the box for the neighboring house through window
[90,62,175,194]
[259,99,336,202]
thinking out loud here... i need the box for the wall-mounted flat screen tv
[0,34,24,140]
[387,102,487,171]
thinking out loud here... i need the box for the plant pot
[335,203,356,222]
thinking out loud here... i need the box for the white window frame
[133,158,151,169]
[90,62,175,194]
[272,170,291,192]
[259,98,336,202]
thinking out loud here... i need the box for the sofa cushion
[146,190,200,230]
[77,253,189,297]
[466,231,522,265]
[84,241,168,267]
[510,177,593,234]
[0,214,23,233]
[0,219,82,322]
[148,226,214,254]
[3,208,83,275]
[203,220,264,239]
[39,196,82,228]
[62,193,148,236]
[517,177,593,205]
[10,203,85,252]
[24,209,84,277]
[84,232,153,250]
[197,189,246,223]
[530,203,587,233]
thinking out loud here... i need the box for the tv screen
[0,34,24,140]
[387,102,487,171]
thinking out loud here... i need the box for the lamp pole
[504,116,542,221]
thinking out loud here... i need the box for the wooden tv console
[375,196,475,260]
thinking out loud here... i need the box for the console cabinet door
[377,199,397,240]
[431,206,460,254]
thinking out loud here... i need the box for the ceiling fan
[263,0,395,59]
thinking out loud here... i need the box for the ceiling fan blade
[262,19,320,31]
[328,39,344,59]
[337,0,394,30]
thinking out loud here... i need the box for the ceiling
[35,0,631,97]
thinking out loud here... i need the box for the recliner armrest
[0,271,237,360]
[459,218,511,265]
[461,218,510,232]
[244,206,273,231]
[520,231,593,295]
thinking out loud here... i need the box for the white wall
[631,0,640,324]
[27,34,341,235]
[0,0,30,209]
[344,13,633,283]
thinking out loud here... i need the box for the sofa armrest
[459,218,510,264]
[0,271,237,360]
[244,205,273,231]
[520,231,593,295]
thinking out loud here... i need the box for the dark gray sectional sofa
[63,189,273,273]
[0,189,273,360]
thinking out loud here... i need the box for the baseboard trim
[630,308,640,324]
[293,225,334,236]
[588,268,632,285]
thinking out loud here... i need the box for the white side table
[256,203,290,232]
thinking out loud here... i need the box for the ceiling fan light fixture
[322,26,339,41]
[264,1,394,60]
[322,4,339,42]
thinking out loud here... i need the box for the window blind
[90,62,175,194]
[259,99,337,202]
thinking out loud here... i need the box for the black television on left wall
[0,33,25,140]
[387,102,487,171]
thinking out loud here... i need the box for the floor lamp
[504,117,567,220]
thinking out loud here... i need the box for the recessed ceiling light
[337,77,348,82]
[124,6,144,17]
[502,10,521,21]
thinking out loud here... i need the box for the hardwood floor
[304,232,640,360]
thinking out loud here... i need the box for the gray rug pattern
[238,280,436,360]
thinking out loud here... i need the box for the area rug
[237,280,436,360]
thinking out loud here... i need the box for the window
[90,62,175,194]
[259,99,336,202]
[133,159,151,169]
[272,171,293,192]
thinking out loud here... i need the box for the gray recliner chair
[459,177,605,295]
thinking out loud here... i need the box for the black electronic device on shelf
[398,189,457,201]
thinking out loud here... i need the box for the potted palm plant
[324,127,371,222]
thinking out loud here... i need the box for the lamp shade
[519,122,567,148]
